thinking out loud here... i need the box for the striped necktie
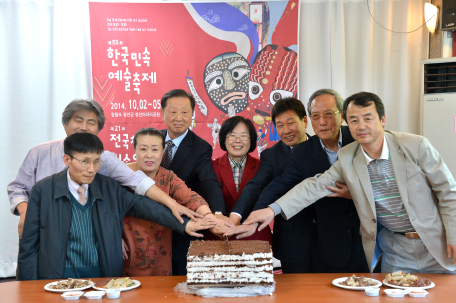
[161,140,175,169]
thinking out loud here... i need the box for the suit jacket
[161,129,225,261]
[276,130,456,272]
[208,153,272,244]
[17,169,188,280]
[230,140,293,219]
[255,126,367,270]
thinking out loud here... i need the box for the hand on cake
[185,216,216,237]
[223,223,258,239]
[243,207,275,231]
[207,213,234,237]
[326,182,352,199]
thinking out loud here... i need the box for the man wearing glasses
[226,89,369,273]
[228,97,312,273]
[8,99,200,240]
[17,133,214,280]
[234,92,456,274]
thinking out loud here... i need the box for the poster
[89,1,299,162]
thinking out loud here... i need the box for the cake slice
[186,240,274,287]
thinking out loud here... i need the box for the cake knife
[225,235,231,253]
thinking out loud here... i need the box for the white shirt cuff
[135,177,156,196]
[230,212,242,219]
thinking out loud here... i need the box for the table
[1,273,453,302]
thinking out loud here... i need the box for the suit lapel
[311,137,331,171]
[169,130,191,172]
[219,154,238,201]
[353,146,377,216]
[385,131,409,211]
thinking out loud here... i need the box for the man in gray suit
[237,92,456,273]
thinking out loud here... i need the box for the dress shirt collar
[67,169,89,201]
[165,129,188,150]
[228,154,247,168]
[361,134,389,164]
[319,129,343,153]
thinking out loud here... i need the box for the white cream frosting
[187,271,274,283]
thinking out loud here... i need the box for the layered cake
[186,240,274,286]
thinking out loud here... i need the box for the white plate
[332,277,382,290]
[383,279,435,290]
[44,280,94,293]
[93,279,141,292]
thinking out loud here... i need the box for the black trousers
[311,226,369,273]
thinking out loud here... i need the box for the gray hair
[307,89,344,115]
[61,99,105,131]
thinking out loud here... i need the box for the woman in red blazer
[206,116,272,245]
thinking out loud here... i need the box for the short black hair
[133,127,165,149]
[64,133,104,157]
[343,92,385,121]
[271,97,306,126]
[161,89,196,111]
[219,116,257,153]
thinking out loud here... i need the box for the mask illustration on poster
[203,52,251,116]
[249,44,298,150]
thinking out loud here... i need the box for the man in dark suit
[159,89,232,275]
[228,97,314,273]
[226,89,369,273]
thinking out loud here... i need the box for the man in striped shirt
[241,92,456,274]
[17,133,215,280]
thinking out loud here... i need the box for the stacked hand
[224,207,275,239]
[206,213,234,238]
[224,223,258,239]
[185,216,216,237]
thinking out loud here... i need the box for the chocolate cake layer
[186,240,274,286]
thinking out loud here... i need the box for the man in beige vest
[236,92,456,273]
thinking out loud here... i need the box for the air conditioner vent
[424,62,456,94]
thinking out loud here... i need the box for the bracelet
[203,212,212,217]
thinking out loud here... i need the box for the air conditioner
[421,57,456,178]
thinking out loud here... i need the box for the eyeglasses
[226,133,250,142]
[70,156,103,168]
[310,110,340,121]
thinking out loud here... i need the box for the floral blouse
[122,166,207,276]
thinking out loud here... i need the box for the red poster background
[89,2,299,162]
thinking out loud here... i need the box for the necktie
[77,185,87,205]
[161,140,175,169]
[233,163,241,193]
